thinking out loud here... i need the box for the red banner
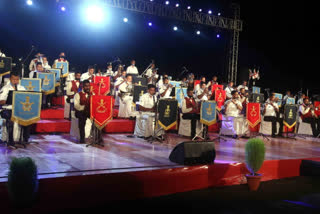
[246,103,261,128]
[91,76,111,95]
[90,95,114,129]
[314,101,320,117]
[211,84,224,93]
[215,89,226,111]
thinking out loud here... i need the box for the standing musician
[159,77,173,99]
[118,75,134,118]
[263,94,284,138]
[134,84,158,139]
[299,97,320,137]
[224,91,243,118]
[74,80,91,144]
[182,87,200,139]
[81,66,95,82]
[126,59,139,75]
[0,71,30,146]
[65,71,82,119]
[196,81,210,102]
[146,63,159,85]
[225,81,235,100]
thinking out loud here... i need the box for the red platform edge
[1,157,320,213]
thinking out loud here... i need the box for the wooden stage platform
[1,133,320,212]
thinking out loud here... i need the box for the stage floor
[1,133,320,180]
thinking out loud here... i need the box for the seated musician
[146,63,159,85]
[80,66,95,82]
[0,71,30,146]
[159,77,173,99]
[29,62,44,78]
[224,91,243,117]
[118,75,133,118]
[74,80,91,144]
[263,94,284,138]
[196,81,210,102]
[182,87,200,139]
[299,97,320,137]
[239,88,249,115]
[225,81,234,100]
[42,57,51,70]
[134,84,158,139]
[195,76,206,91]
[237,80,248,91]
[65,71,82,119]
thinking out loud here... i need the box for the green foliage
[245,138,265,175]
[7,157,38,207]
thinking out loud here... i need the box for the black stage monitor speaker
[169,141,216,165]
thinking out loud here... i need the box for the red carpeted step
[113,109,119,118]
[41,108,65,119]
[32,119,70,133]
[104,119,135,133]
[52,96,65,106]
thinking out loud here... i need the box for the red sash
[185,97,199,114]
[315,101,320,117]
[79,92,90,112]
[301,105,313,120]
[71,80,80,95]
[246,103,261,128]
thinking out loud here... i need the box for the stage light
[26,0,32,6]
[196,31,200,35]
[86,5,104,23]
[173,26,178,31]
[61,6,66,12]
[199,9,202,12]
[150,0,154,1]
[165,1,169,5]
[148,22,152,26]
[187,6,191,10]
[123,17,128,23]
[208,10,212,14]
[176,4,179,7]
[217,34,220,38]
[218,12,221,16]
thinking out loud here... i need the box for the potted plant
[245,138,265,191]
[7,157,38,207]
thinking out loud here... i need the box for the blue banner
[55,61,69,77]
[37,72,55,95]
[200,101,217,126]
[170,81,181,88]
[175,87,187,107]
[47,69,61,86]
[252,86,261,94]
[274,93,283,107]
[286,97,295,105]
[11,91,42,126]
[20,78,41,92]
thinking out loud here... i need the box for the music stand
[86,116,104,147]
[148,100,166,144]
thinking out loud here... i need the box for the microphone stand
[140,61,153,77]
[148,99,164,144]
[21,46,36,78]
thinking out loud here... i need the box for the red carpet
[41,108,64,119]
[32,119,71,133]
[104,119,135,133]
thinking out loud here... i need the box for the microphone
[15,84,18,91]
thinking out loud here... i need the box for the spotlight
[176,4,179,7]
[86,5,104,23]
[26,0,32,6]
[165,1,169,5]
[173,26,178,31]
[208,10,212,14]
[218,12,221,16]
[217,34,220,38]
[150,0,154,1]
[187,6,191,10]
[61,6,66,12]
[196,31,200,35]
[123,17,128,23]
[148,22,152,26]
[199,9,202,12]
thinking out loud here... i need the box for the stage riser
[1,157,320,213]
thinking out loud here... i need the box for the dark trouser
[182,113,200,138]
[76,111,89,143]
[2,110,30,143]
[302,117,320,137]
[264,116,284,136]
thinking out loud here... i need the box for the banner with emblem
[20,78,41,92]
[157,99,178,130]
[252,86,261,94]
[283,104,297,129]
[175,87,187,107]
[54,61,69,77]
[274,93,283,107]
[37,72,55,95]
[47,69,61,86]
[170,81,181,88]
[11,91,42,126]
[90,95,113,130]
[215,89,226,111]
[133,85,147,103]
[211,84,223,93]
[194,80,201,88]
[200,101,217,126]
[246,103,261,128]
[286,97,295,105]
[314,101,320,117]
[0,57,12,76]
[92,76,111,95]
[250,93,264,104]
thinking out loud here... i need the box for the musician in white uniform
[196,82,210,102]
[224,91,243,117]
[195,76,206,91]
[0,48,6,57]
[105,63,114,76]
[81,66,95,82]
[159,77,173,99]
[225,81,235,100]
[65,71,81,119]
[263,94,284,138]
[53,52,68,67]
[29,53,44,75]
[29,62,44,78]
[126,60,139,75]
[237,80,248,91]
[42,57,51,70]
[134,84,159,139]
[146,64,159,85]
[118,75,134,118]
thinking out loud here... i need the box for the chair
[220,115,249,136]
[178,114,202,137]
[1,119,21,142]
[259,116,279,135]
[296,117,313,136]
